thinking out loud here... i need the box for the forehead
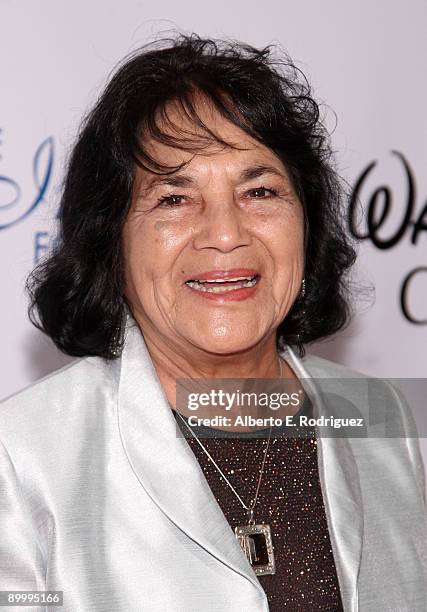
[138,95,286,178]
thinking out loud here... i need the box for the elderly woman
[0,34,426,612]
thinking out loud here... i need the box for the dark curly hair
[27,32,357,359]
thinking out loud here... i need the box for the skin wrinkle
[122,97,305,419]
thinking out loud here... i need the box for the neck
[131,315,301,416]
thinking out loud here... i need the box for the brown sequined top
[173,397,344,611]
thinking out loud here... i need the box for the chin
[186,329,264,356]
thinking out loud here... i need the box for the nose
[193,196,251,253]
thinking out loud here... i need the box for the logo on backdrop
[0,132,55,262]
[349,150,426,324]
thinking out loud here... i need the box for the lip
[185,282,260,302]
[184,268,261,302]
[185,268,259,282]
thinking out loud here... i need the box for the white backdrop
[1,1,426,466]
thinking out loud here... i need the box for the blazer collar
[282,345,363,612]
[117,315,363,611]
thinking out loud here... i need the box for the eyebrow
[139,164,287,193]
[239,164,287,182]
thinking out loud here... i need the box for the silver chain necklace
[175,357,284,576]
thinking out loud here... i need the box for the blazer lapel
[117,313,362,611]
[117,315,267,600]
[282,346,363,612]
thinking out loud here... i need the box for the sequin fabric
[173,397,344,611]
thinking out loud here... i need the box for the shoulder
[297,350,417,433]
[1,354,116,411]
[0,355,119,452]
[297,349,426,505]
[294,350,411,417]
[299,351,370,379]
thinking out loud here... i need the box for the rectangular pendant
[235,523,275,575]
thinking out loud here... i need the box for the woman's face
[122,100,305,356]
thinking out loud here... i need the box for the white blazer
[0,314,426,611]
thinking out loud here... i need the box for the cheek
[260,208,305,264]
[122,217,190,286]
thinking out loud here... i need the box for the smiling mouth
[185,275,259,293]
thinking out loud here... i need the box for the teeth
[188,276,256,284]
[186,277,258,293]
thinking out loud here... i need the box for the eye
[157,194,187,208]
[246,186,279,199]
